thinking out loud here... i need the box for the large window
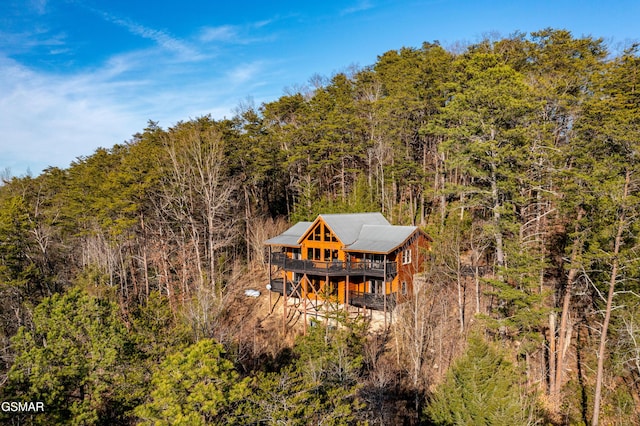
[311,224,322,241]
[402,249,412,265]
[307,247,321,260]
[365,253,384,269]
[369,279,384,294]
[324,227,337,242]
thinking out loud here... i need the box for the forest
[0,28,639,425]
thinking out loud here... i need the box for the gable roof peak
[314,212,391,245]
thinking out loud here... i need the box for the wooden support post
[303,295,307,335]
[345,275,350,313]
[282,270,287,335]
[325,273,329,326]
[384,255,388,329]
[300,273,318,320]
[268,247,272,310]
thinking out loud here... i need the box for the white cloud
[199,25,239,43]
[0,47,274,176]
[85,6,202,61]
[341,0,374,15]
[0,28,67,56]
[0,56,142,175]
[227,61,264,84]
[198,21,278,46]
[253,19,274,29]
[0,6,287,176]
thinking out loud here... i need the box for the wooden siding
[268,215,431,310]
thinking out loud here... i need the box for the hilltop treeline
[0,29,639,424]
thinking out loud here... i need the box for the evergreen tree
[134,339,249,426]
[426,335,540,425]
[242,322,366,425]
[430,50,548,342]
[574,45,640,426]
[5,289,135,425]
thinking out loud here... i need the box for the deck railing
[348,291,397,311]
[267,279,397,312]
[270,252,397,279]
[267,278,302,298]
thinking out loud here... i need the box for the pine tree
[6,289,134,425]
[426,335,539,425]
[574,45,640,426]
[135,338,249,425]
[241,322,366,425]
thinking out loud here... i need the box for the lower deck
[268,278,398,311]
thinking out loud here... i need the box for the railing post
[282,270,287,335]
[383,254,387,328]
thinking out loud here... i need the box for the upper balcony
[270,252,397,280]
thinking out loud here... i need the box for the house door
[368,279,384,294]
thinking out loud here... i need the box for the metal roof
[264,221,312,247]
[318,212,390,245]
[345,225,418,254]
[264,213,425,254]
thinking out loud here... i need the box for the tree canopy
[1,30,639,425]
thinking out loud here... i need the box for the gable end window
[402,249,412,265]
[311,225,322,241]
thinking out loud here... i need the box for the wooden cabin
[265,213,431,312]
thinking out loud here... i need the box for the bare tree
[393,271,451,416]
[246,216,289,266]
[593,169,632,426]
[617,308,640,382]
[158,122,239,310]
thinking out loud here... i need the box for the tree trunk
[552,208,584,407]
[456,258,464,333]
[592,169,629,426]
[548,313,557,394]
[490,161,505,272]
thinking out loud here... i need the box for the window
[369,279,384,294]
[328,279,339,296]
[366,254,384,269]
[307,247,320,260]
[291,248,301,260]
[402,249,412,265]
[311,225,322,241]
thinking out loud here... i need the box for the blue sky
[1,0,638,177]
